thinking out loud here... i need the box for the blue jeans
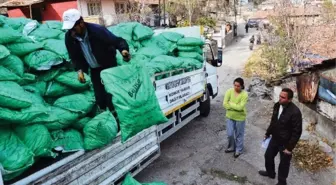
[226,118,246,153]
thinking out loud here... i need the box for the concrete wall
[274,86,336,143]
[43,1,77,21]
[224,30,234,48]
[7,8,28,18]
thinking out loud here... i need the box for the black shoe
[276,183,286,185]
[258,170,275,179]
[234,153,241,158]
[225,149,234,153]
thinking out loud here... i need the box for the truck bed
[5,68,206,185]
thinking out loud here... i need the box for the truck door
[204,39,222,98]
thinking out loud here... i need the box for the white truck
[2,26,222,185]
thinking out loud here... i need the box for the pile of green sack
[0,16,205,181]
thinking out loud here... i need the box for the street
[137,25,332,185]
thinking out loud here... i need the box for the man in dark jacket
[259,88,302,185]
[62,9,130,111]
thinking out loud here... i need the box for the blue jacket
[65,22,129,73]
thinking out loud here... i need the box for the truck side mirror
[214,48,223,67]
[205,42,223,68]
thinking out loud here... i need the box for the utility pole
[163,0,166,26]
[158,0,161,26]
[233,0,237,36]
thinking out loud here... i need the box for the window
[115,2,126,13]
[87,1,102,16]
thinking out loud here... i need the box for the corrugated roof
[305,24,336,59]
[0,0,43,8]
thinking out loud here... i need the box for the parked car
[248,18,260,28]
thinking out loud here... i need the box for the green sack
[6,42,44,56]
[44,81,76,97]
[133,23,154,41]
[150,55,184,70]
[0,127,34,181]
[178,57,203,69]
[0,81,32,109]
[23,81,47,95]
[0,66,21,81]
[84,111,118,150]
[15,35,35,43]
[0,55,24,77]
[141,35,177,54]
[55,71,91,90]
[53,93,95,114]
[40,106,81,130]
[108,22,137,41]
[17,73,37,86]
[177,37,204,46]
[44,20,62,30]
[137,47,167,59]
[0,44,10,60]
[122,174,167,185]
[101,65,168,142]
[0,26,22,44]
[161,32,184,42]
[22,20,39,36]
[0,15,5,26]
[178,51,203,62]
[72,117,91,131]
[5,17,31,31]
[29,28,63,41]
[24,50,63,71]
[51,129,84,152]
[15,124,55,157]
[0,93,48,125]
[131,54,150,66]
[36,67,65,81]
[177,46,203,54]
[122,174,142,185]
[58,33,66,40]
[43,39,70,61]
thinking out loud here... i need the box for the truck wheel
[200,88,210,117]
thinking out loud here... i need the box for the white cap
[62,9,81,30]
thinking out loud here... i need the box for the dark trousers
[90,67,113,111]
[265,139,292,185]
[90,67,120,131]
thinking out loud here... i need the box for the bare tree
[112,0,153,25]
[244,0,333,80]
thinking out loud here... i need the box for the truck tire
[200,88,210,117]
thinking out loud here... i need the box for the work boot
[258,170,275,179]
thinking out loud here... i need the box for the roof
[0,0,43,8]
[252,5,322,19]
[305,24,336,60]
[252,10,275,19]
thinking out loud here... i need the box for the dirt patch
[201,168,248,183]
